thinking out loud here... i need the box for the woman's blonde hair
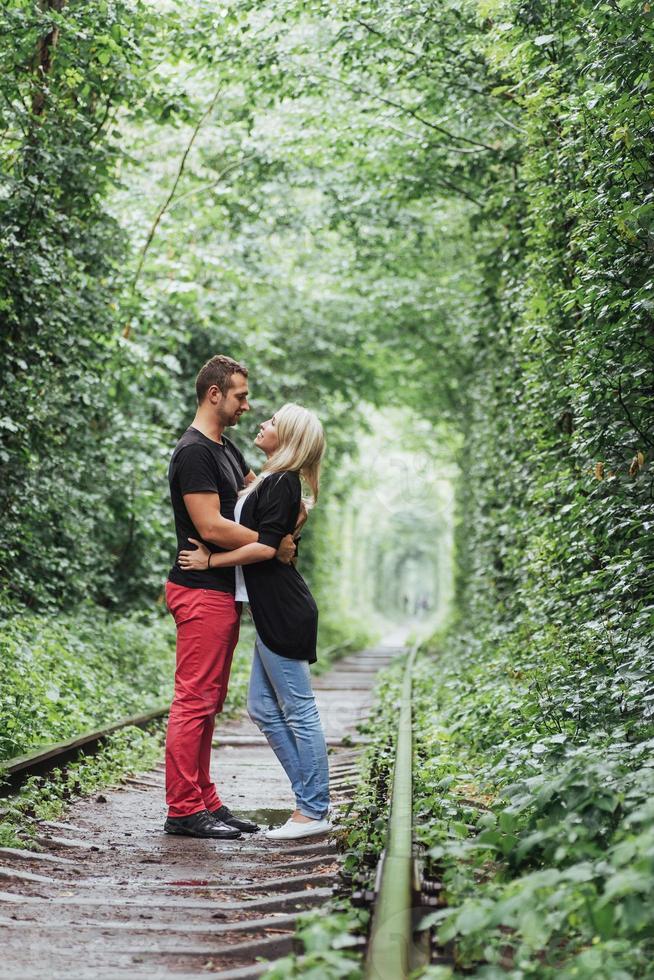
[245,403,325,505]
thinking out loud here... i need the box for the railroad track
[0,645,401,980]
[362,644,448,979]
[1,706,170,796]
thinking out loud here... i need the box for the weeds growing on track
[0,723,166,849]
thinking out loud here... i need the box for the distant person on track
[178,403,332,841]
[164,355,296,840]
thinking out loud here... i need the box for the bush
[0,607,176,762]
[411,633,654,978]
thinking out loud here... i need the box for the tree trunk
[31,0,66,116]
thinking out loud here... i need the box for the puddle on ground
[238,807,291,828]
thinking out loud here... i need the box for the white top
[233,493,249,602]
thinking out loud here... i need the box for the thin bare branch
[493,109,527,135]
[384,121,484,154]
[352,16,422,59]
[167,155,255,211]
[299,69,499,154]
[132,88,221,289]
[617,375,654,448]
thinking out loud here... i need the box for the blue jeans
[247,633,330,819]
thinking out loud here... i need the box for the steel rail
[0,703,169,795]
[364,643,419,980]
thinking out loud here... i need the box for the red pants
[164,582,241,818]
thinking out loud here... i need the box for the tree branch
[384,121,484,154]
[31,0,66,116]
[86,92,119,144]
[299,69,499,153]
[352,16,422,59]
[381,124,483,204]
[616,375,654,448]
[167,156,255,211]
[493,109,527,135]
[132,88,221,289]
[351,15,486,94]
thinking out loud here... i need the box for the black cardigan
[240,471,318,663]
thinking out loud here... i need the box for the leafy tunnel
[1,0,652,973]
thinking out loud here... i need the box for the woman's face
[254,414,279,456]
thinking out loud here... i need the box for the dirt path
[0,643,402,980]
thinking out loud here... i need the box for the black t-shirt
[167,426,249,593]
[240,472,318,664]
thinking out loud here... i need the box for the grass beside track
[0,723,167,849]
[268,627,654,980]
[408,633,654,979]
[0,607,177,764]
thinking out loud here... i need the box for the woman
[177,403,331,840]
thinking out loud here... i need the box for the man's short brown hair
[195,355,248,403]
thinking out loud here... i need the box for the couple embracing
[163,355,331,842]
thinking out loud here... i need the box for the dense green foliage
[409,635,654,977]
[290,630,654,977]
[0,0,385,618]
[306,2,653,970]
[0,609,174,761]
[0,0,174,611]
[1,0,652,968]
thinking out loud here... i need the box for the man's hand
[275,533,297,565]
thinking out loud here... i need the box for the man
[164,354,296,839]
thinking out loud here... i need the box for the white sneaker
[265,817,333,840]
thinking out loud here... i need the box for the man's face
[216,373,250,426]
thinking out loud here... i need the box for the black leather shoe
[164,809,241,839]
[210,805,260,834]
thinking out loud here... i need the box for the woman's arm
[177,537,275,572]
[183,492,294,559]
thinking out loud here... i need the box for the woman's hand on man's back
[275,535,297,564]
